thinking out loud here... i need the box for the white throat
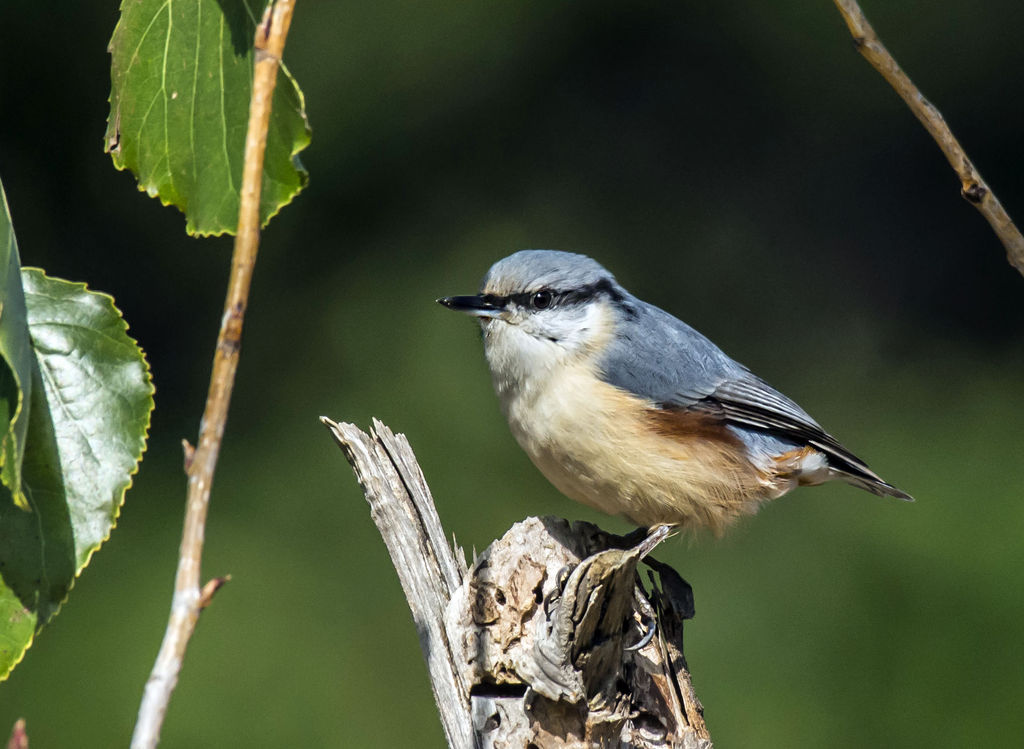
[480,299,614,412]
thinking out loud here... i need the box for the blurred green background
[2,1,1023,746]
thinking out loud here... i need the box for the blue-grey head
[438,250,631,390]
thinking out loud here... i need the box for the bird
[438,250,911,534]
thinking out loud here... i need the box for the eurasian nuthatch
[439,250,911,533]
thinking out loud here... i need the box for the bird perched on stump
[439,250,911,534]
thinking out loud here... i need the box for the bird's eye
[531,290,553,310]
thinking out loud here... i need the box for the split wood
[323,417,713,749]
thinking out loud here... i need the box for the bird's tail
[834,468,913,501]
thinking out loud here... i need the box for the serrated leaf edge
[0,270,156,680]
[21,269,155,580]
[0,181,32,511]
[0,608,39,683]
[104,3,312,239]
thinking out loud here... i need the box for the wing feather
[597,295,911,499]
[680,374,910,498]
[699,376,866,473]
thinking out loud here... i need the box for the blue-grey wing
[688,376,910,497]
[598,297,741,404]
[597,296,887,484]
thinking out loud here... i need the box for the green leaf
[0,181,32,511]
[105,0,311,236]
[0,270,154,680]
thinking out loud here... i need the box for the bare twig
[180,439,194,471]
[833,0,1024,276]
[130,3,296,747]
[198,575,232,609]
[6,719,28,749]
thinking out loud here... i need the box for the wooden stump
[323,417,713,749]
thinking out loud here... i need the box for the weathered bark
[323,418,712,748]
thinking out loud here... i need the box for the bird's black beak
[437,294,503,318]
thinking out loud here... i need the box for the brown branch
[130,3,296,747]
[6,720,28,749]
[833,0,1024,277]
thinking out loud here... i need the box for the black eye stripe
[487,278,623,310]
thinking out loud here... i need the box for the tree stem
[130,3,296,747]
[833,0,1024,277]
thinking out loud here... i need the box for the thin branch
[130,3,296,747]
[833,0,1024,277]
[6,720,28,749]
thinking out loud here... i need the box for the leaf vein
[161,0,175,199]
